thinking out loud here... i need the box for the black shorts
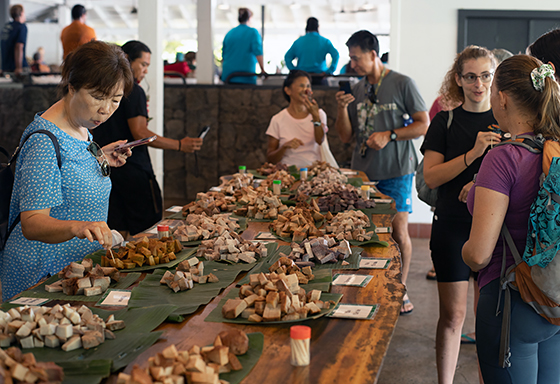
[430,214,476,283]
[107,164,162,235]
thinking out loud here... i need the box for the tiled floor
[377,238,481,384]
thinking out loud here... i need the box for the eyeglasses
[461,72,494,84]
[87,141,110,177]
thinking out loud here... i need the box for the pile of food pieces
[269,201,326,242]
[119,329,250,384]
[174,213,240,242]
[196,231,268,264]
[182,192,237,216]
[233,186,289,220]
[220,173,254,195]
[297,167,352,196]
[160,258,219,292]
[222,264,330,322]
[0,304,124,351]
[316,189,376,212]
[324,210,375,241]
[45,259,120,296]
[0,347,64,383]
[260,170,296,189]
[279,237,352,266]
[102,236,183,269]
[307,161,336,178]
[256,162,288,176]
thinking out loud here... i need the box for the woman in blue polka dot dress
[0,41,134,301]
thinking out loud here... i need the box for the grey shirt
[348,70,427,180]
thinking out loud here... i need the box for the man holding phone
[335,30,429,315]
[93,40,203,238]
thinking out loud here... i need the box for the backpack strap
[494,133,544,154]
[0,147,9,161]
[3,130,61,248]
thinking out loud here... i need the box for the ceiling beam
[91,6,114,29]
[112,5,134,29]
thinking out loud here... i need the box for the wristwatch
[390,130,397,141]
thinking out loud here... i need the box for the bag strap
[447,110,453,129]
[0,146,9,161]
[494,133,544,154]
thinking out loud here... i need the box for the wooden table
[122,212,405,383]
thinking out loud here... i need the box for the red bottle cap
[157,225,170,231]
[290,325,311,340]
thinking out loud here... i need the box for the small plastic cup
[273,179,282,195]
[238,165,247,174]
[290,325,311,366]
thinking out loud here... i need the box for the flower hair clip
[531,64,555,92]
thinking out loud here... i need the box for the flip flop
[400,298,414,315]
[461,333,476,344]
[426,268,437,280]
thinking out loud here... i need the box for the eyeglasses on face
[461,72,494,84]
[87,141,110,177]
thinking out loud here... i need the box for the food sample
[307,161,336,178]
[260,170,296,189]
[0,304,124,351]
[257,162,288,176]
[45,259,120,296]
[196,231,268,263]
[297,167,351,196]
[0,347,64,383]
[316,189,376,212]
[233,186,289,220]
[160,259,220,292]
[279,237,352,266]
[182,192,237,216]
[269,202,324,242]
[174,213,240,242]
[102,236,183,269]
[324,210,375,241]
[220,173,254,195]
[117,330,250,384]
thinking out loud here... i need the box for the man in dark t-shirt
[1,5,28,74]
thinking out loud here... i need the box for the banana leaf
[87,248,197,272]
[247,170,267,179]
[347,177,364,188]
[166,211,186,220]
[220,332,263,384]
[204,289,342,325]
[11,272,141,304]
[59,360,112,384]
[361,203,397,215]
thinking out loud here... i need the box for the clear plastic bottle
[300,167,308,181]
[403,113,413,127]
[290,325,311,366]
[157,224,170,239]
[238,165,247,174]
[360,185,371,200]
[273,180,282,195]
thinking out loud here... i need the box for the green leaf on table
[87,248,197,272]
[220,332,264,384]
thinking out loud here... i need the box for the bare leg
[436,280,469,384]
[473,278,484,384]
[392,211,413,313]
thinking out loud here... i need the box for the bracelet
[464,152,469,167]
[177,139,182,152]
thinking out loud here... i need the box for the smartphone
[114,135,157,152]
[339,80,353,95]
[199,126,211,140]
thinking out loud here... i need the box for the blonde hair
[495,55,560,139]
[438,45,496,110]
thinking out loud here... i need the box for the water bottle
[403,113,413,127]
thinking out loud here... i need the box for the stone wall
[0,84,354,202]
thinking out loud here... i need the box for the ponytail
[536,76,560,138]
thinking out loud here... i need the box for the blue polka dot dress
[0,114,111,301]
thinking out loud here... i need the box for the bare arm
[334,91,355,143]
[20,208,113,246]
[266,135,303,164]
[393,111,430,140]
[302,97,325,144]
[256,55,266,75]
[462,186,509,271]
[14,43,24,75]
[128,116,202,153]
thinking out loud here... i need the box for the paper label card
[97,289,131,306]
[332,274,372,287]
[341,170,359,176]
[359,258,390,269]
[165,205,183,213]
[375,227,392,234]
[209,186,222,192]
[328,303,379,320]
[373,198,393,204]
[9,297,50,306]
[255,231,277,240]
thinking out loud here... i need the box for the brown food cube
[221,299,247,319]
[106,320,126,331]
[205,346,229,366]
[262,304,281,322]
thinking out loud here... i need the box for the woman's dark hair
[121,40,151,63]
[346,30,379,55]
[528,29,560,80]
[238,8,252,23]
[59,41,133,98]
[282,70,311,102]
[495,55,560,139]
[71,4,86,20]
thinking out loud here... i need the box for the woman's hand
[302,95,320,120]
[179,137,203,153]
[102,140,131,167]
[458,181,474,203]
[471,131,502,159]
[283,138,304,150]
[71,221,113,247]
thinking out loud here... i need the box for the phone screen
[339,81,352,95]
[115,135,157,151]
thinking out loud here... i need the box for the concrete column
[57,5,71,63]
[196,0,215,84]
[0,0,8,27]
[138,0,165,192]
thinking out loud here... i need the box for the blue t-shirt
[1,114,111,301]
[284,32,339,75]
[1,21,28,72]
[221,24,263,84]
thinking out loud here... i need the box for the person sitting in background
[0,41,134,301]
[185,51,196,77]
[284,17,339,85]
[60,4,96,60]
[164,52,191,77]
[30,47,50,73]
[266,70,327,169]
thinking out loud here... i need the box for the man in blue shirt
[284,17,339,84]
[221,8,265,85]
[1,4,28,75]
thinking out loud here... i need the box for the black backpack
[0,130,61,251]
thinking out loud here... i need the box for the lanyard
[360,67,387,157]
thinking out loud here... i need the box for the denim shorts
[375,173,413,213]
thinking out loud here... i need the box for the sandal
[461,333,476,344]
[426,268,437,280]
[400,295,414,315]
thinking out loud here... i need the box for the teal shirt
[221,24,263,84]
[284,32,339,75]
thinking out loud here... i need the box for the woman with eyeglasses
[0,41,134,301]
[420,45,500,384]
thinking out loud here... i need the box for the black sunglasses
[87,141,110,177]
[367,83,377,104]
